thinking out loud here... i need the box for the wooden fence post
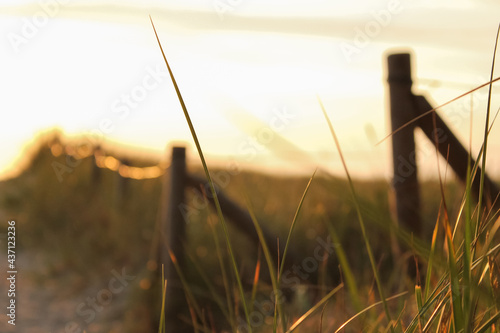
[387,53,422,236]
[413,95,500,211]
[160,146,190,332]
[186,175,310,289]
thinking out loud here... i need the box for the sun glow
[0,1,499,180]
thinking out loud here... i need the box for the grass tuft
[318,96,395,332]
[150,16,253,331]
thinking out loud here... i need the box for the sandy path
[0,250,134,333]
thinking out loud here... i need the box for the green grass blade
[318,97,394,332]
[425,216,440,302]
[427,109,467,331]
[469,25,500,333]
[150,16,252,331]
[319,301,329,333]
[279,169,316,280]
[286,284,344,333]
[249,248,261,315]
[169,250,204,321]
[443,214,464,331]
[474,309,500,333]
[415,285,423,330]
[336,291,407,333]
[325,219,362,311]
[186,251,232,323]
[245,197,286,332]
[463,136,473,332]
[158,268,167,333]
[405,278,448,332]
[208,217,235,330]
[423,296,448,333]
[476,24,500,231]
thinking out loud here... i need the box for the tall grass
[396,26,500,333]
[151,16,253,331]
[318,97,395,332]
[150,17,500,332]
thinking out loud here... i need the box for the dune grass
[8,20,498,332]
[3,23,496,332]
[147,18,500,332]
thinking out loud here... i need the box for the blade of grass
[325,219,362,312]
[279,170,316,280]
[405,274,449,332]
[150,16,252,331]
[393,304,406,332]
[469,32,500,328]
[436,303,450,333]
[249,247,261,315]
[429,111,465,331]
[421,294,449,332]
[208,215,235,330]
[476,24,500,233]
[473,243,500,270]
[425,216,440,302]
[481,217,500,267]
[245,197,286,332]
[188,298,200,333]
[443,210,464,331]
[318,97,394,332]
[336,291,408,333]
[468,25,500,333]
[415,285,423,331]
[463,124,473,332]
[319,301,329,333]
[169,250,204,321]
[158,268,167,333]
[475,309,500,333]
[247,169,317,332]
[287,284,344,333]
[185,251,232,323]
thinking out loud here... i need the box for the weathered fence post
[387,53,422,237]
[413,95,500,211]
[160,146,189,332]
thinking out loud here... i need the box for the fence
[387,52,500,237]
[158,146,308,332]
[51,141,304,331]
[47,51,500,331]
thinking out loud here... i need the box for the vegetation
[0,127,472,332]
[151,18,500,332]
[1,20,498,333]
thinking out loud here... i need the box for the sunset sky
[1,0,499,180]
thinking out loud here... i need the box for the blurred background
[0,1,500,332]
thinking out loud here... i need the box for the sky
[1,0,500,181]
